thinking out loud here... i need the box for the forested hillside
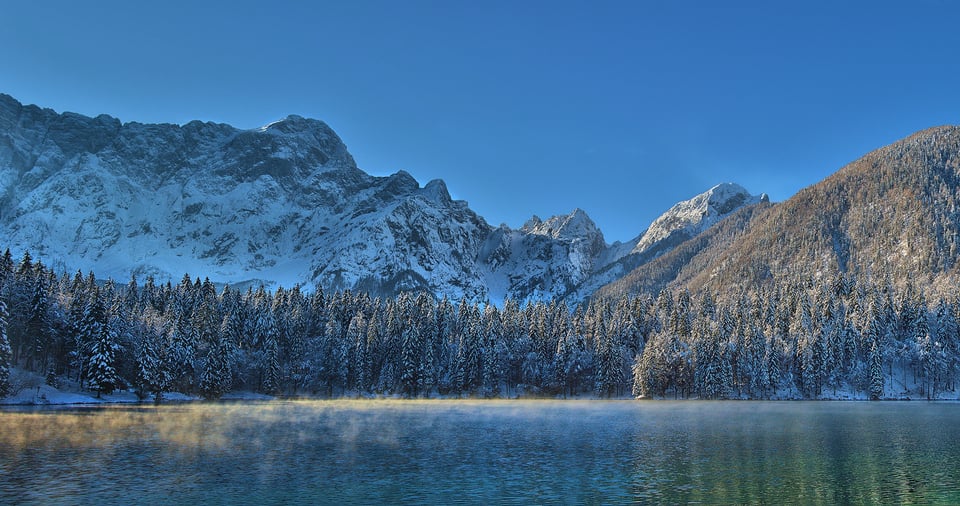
[613,126,960,300]
[2,248,959,401]
[595,201,770,299]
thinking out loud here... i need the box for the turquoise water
[2,400,959,504]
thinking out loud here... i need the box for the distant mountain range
[5,94,955,302]
[0,94,765,301]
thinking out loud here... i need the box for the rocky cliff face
[0,94,762,301]
[478,208,609,302]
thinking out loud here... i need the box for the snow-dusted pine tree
[554,330,571,397]
[399,323,424,397]
[137,311,172,403]
[0,298,11,398]
[869,340,884,401]
[199,332,233,400]
[348,312,369,394]
[86,288,120,397]
[261,323,282,395]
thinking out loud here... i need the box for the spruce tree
[137,312,171,403]
[86,288,119,397]
[199,332,233,400]
[869,340,884,400]
[554,329,574,397]
[262,318,282,395]
[399,323,424,397]
[0,298,12,398]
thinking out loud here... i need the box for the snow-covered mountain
[632,183,767,257]
[0,94,763,301]
[479,208,608,302]
[0,94,493,299]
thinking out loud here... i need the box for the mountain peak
[632,182,762,256]
[259,114,332,134]
[521,208,602,242]
[421,179,452,204]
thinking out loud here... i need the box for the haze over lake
[2,400,960,504]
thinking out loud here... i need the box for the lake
[1,400,959,504]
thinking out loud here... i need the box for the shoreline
[4,368,957,407]
[5,389,958,407]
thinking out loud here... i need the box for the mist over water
[2,401,960,504]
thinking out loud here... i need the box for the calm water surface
[1,400,959,504]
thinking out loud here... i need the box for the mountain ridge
[0,93,763,301]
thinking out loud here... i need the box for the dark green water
[1,400,959,504]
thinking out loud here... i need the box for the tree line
[1,248,959,401]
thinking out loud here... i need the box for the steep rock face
[479,184,766,302]
[480,208,608,302]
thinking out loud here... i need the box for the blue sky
[2,1,958,242]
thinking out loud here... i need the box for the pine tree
[869,340,884,400]
[480,304,505,398]
[347,312,369,394]
[262,317,282,395]
[0,298,12,398]
[454,302,482,394]
[169,311,199,393]
[630,353,645,399]
[399,321,424,397]
[934,299,959,393]
[0,249,13,286]
[137,310,171,403]
[86,288,120,397]
[25,274,52,371]
[554,330,571,397]
[595,317,623,398]
[633,331,667,398]
[865,303,885,400]
[199,332,233,400]
[748,322,770,398]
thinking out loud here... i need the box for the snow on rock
[482,208,608,302]
[632,183,765,257]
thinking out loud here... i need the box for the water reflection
[2,401,960,504]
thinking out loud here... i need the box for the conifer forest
[2,248,959,402]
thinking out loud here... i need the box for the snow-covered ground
[0,368,273,406]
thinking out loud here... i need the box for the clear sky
[2,1,958,242]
